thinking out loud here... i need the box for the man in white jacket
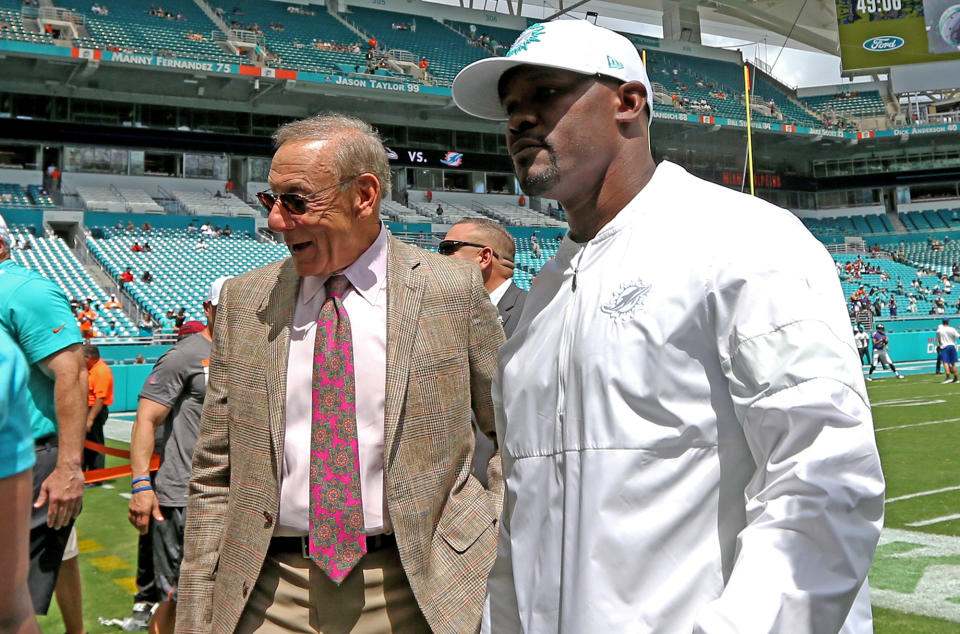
[452,19,885,634]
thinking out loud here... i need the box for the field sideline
[36,375,960,632]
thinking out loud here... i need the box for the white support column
[661,0,701,44]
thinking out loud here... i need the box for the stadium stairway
[224,2,369,75]
[7,223,138,337]
[338,6,490,85]
[86,225,288,324]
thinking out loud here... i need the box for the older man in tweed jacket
[177,114,504,634]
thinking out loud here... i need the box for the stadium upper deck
[0,0,930,137]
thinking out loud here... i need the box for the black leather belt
[269,533,396,558]
[34,434,58,448]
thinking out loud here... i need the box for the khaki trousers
[235,544,430,634]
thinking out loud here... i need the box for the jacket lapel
[384,236,423,465]
[500,283,518,314]
[263,258,299,477]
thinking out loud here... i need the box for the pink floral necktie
[309,274,366,584]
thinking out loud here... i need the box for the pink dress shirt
[277,225,390,535]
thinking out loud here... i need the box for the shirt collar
[488,278,512,306]
[301,223,388,307]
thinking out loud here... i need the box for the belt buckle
[300,535,310,559]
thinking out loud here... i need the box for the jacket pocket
[436,477,496,553]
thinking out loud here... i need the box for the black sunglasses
[438,240,500,259]
[256,175,358,215]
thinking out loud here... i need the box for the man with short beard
[453,19,885,634]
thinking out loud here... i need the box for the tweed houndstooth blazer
[176,235,505,634]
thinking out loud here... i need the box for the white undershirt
[488,278,512,306]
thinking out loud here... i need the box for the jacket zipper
[571,242,587,293]
[557,243,586,447]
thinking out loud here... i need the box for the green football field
[36,376,960,631]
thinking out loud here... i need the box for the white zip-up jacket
[484,162,885,634]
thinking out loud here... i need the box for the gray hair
[272,113,392,193]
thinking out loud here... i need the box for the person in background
[77,302,97,342]
[867,323,904,380]
[852,324,868,366]
[441,218,527,486]
[937,318,958,384]
[138,317,155,338]
[174,308,186,331]
[82,345,113,476]
[128,277,232,634]
[160,310,177,335]
[441,218,526,338]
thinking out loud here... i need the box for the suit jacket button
[263,510,273,527]
[243,582,250,597]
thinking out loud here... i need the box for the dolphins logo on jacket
[601,279,652,322]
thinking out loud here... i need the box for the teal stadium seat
[86,225,288,324]
[227,2,369,75]
[339,6,491,85]
[6,223,137,337]
[55,0,240,65]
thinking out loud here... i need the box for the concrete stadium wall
[899,200,960,213]
[0,208,45,233]
[0,168,45,187]
[883,330,938,363]
[791,205,886,219]
[62,173,227,197]
[84,211,256,233]
[111,364,155,412]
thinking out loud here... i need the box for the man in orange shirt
[83,345,113,474]
[77,302,97,341]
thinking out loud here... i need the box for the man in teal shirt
[160,309,178,336]
[0,222,88,615]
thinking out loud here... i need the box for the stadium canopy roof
[439,0,841,55]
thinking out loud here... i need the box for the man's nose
[507,103,538,136]
[267,201,295,232]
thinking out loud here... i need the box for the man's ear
[479,246,496,268]
[615,81,648,124]
[353,173,381,220]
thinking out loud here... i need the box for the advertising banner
[835,0,960,72]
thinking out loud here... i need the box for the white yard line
[887,485,960,503]
[875,417,960,432]
[906,513,960,527]
[872,392,960,405]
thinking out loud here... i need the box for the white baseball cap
[206,275,234,306]
[452,20,654,122]
[0,215,10,247]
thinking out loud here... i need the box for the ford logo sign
[862,36,905,51]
